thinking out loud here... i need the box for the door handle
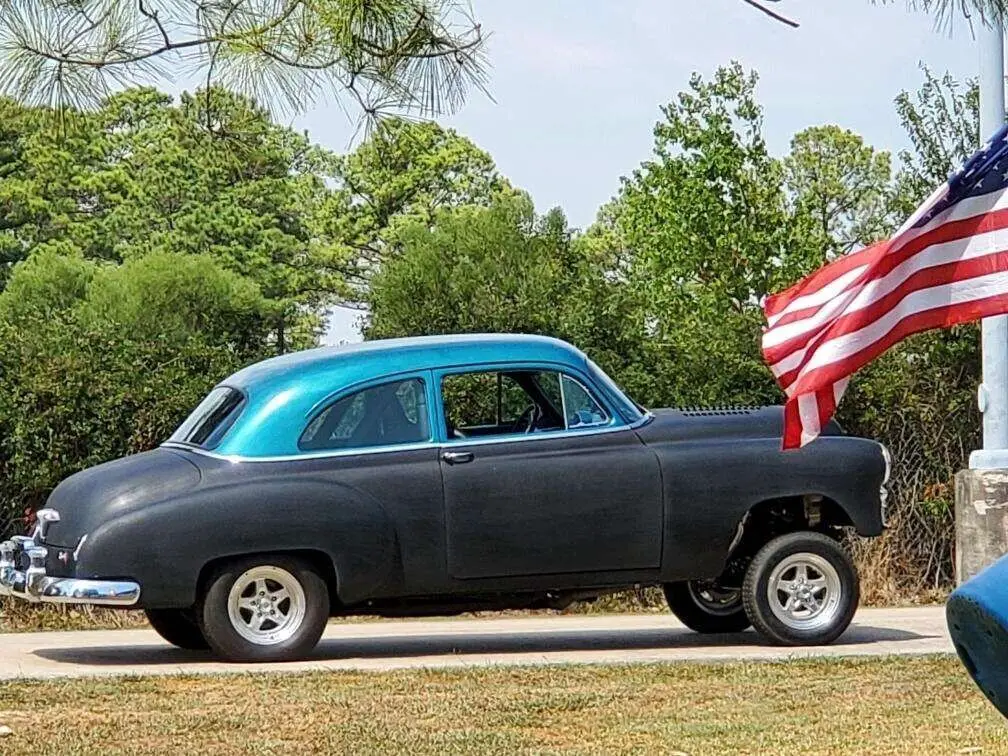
[441,451,474,465]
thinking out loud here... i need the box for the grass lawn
[0,655,1002,755]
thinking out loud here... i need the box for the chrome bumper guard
[879,442,892,528]
[0,534,140,607]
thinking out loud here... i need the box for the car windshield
[584,359,646,422]
[168,386,245,449]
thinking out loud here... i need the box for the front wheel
[198,555,329,662]
[742,531,859,646]
[664,580,751,633]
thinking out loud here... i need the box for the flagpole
[956,14,1008,588]
[970,17,1008,470]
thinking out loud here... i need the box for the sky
[302,0,982,344]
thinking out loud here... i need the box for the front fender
[743,435,888,537]
[656,435,887,579]
[75,477,399,609]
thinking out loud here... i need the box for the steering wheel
[511,404,540,434]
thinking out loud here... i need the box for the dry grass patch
[0,655,1003,755]
[0,598,146,632]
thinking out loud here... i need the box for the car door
[296,373,447,592]
[437,365,663,580]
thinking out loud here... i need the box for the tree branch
[137,1,170,49]
[740,0,800,27]
[0,1,489,122]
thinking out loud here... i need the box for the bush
[0,250,273,535]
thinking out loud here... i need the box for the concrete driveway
[0,606,951,680]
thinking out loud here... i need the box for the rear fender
[75,478,399,609]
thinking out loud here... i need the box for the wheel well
[718,495,852,586]
[196,550,341,610]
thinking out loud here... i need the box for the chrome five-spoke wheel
[742,531,859,646]
[200,555,329,662]
[688,581,743,616]
[664,579,751,634]
[766,553,842,632]
[227,566,307,646]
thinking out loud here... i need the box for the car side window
[299,378,430,452]
[441,369,609,440]
[560,374,609,428]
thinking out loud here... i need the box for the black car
[0,334,890,661]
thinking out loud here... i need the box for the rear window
[169,387,245,449]
[299,378,430,452]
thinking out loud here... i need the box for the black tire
[198,555,329,662]
[742,531,859,646]
[664,580,751,634]
[145,608,209,650]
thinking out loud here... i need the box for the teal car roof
[225,334,589,394]
[206,334,624,458]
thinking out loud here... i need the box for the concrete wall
[956,469,1008,584]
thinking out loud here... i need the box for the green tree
[601,63,807,407]
[784,125,894,261]
[365,194,572,338]
[892,66,979,214]
[0,86,340,349]
[0,1,487,122]
[319,117,514,302]
[363,191,651,404]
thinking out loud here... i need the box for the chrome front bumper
[0,529,140,607]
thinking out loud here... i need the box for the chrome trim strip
[879,442,892,485]
[438,420,627,449]
[161,413,655,464]
[162,439,438,463]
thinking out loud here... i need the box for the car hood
[637,405,843,443]
[41,448,202,546]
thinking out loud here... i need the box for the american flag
[763,123,1008,449]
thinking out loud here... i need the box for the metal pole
[971,16,1008,470]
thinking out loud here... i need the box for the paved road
[0,606,951,680]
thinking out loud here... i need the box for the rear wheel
[664,580,751,633]
[198,555,329,662]
[145,608,208,650]
[742,531,859,646]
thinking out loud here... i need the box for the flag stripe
[797,392,821,446]
[768,200,1008,335]
[815,384,837,431]
[766,262,874,328]
[794,267,1008,377]
[783,398,802,449]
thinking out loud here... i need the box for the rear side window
[169,387,245,449]
[300,378,430,452]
